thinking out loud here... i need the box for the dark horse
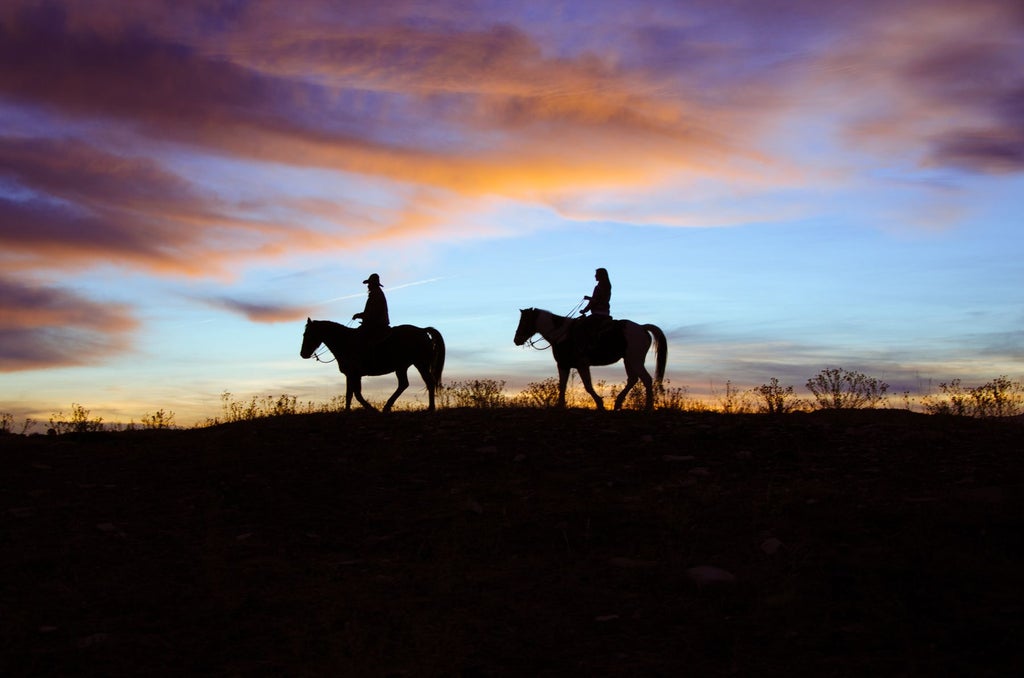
[301,318,445,412]
[514,308,667,410]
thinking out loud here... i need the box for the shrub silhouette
[654,381,710,412]
[49,403,104,434]
[515,378,563,408]
[712,380,755,414]
[206,391,349,425]
[439,379,507,408]
[969,376,1024,417]
[220,391,301,422]
[141,409,177,430]
[752,378,804,414]
[806,368,889,410]
[29,368,1019,429]
[923,376,1024,417]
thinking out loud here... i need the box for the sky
[2,0,1022,426]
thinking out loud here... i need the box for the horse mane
[528,308,570,324]
[312,319,348,331]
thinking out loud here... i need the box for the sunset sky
[2,0,1022,426]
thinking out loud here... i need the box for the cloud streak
[197,296,309,324]
[0,276,138,371]
[1,0,1022,371]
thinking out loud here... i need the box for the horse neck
[536,310,570,343]
[317,321,354,353]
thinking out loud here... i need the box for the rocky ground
[2,408,1022,676]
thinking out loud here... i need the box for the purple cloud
[0,276,138,371]
[197,296,309,324]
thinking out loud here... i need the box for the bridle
[311,346,336,363]
[522,303,582,351]
[526,335,551,351]
[305,318,358,364]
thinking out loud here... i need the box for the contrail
[315,276,447,306]
[387,276,447,292]
[313,292,364,304]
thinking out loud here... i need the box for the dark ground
[2,408,1022,676]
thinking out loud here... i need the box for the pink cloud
[811,0,1024,172]
[0,276,138,372]
[197,296,309,324]
[0,135,346,275]
[0,0,1020,287]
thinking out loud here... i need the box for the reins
[308,319,357,364]
[312,347,336,363]
[525,301,584,351]
[526,336,551,351]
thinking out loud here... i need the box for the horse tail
[643,324,667,386]
[426,327,445,386]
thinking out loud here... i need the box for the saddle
[572,315,618,357]
[355,325,392,370]
[359,324,392,344]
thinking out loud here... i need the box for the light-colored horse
[514,308,667,410]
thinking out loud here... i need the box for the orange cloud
[1,0,1020,288]
[0,3,779,197]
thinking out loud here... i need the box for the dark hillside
[3,409,1022,676]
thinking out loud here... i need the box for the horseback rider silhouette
[353,273,390,335]
[352,273,391,366]
[581,267,611,317]
[576,268,613,356]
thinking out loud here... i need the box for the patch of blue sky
[156,148,407,230]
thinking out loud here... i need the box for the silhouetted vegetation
[48,403,104,435]
[7,368,1024,437]
[751,377,806,414]
[655,380,711,412]
[922,375,1024,417]
[513,378,564,408]
[805,367,889,410]
[711,380,754,413]
[438,379,509,408]
[201,390,349,426]
[140,409,176,430]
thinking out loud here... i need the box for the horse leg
[615,366,654,410]
[617,332,655,410]
[557,364,571,407]
[345,378,354,411]
[638,368,654,410]
[351,377,377,412]
[384,367,410,413]
[578,366,605,410]
[614,368,639,410]
[414,363,436,412]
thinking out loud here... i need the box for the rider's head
[363,273,383,287]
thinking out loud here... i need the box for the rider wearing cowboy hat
[353,273,391,341]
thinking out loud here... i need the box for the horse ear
[306,317,311,323]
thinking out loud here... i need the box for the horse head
[300,317,321,359]
[514,308,538,346]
